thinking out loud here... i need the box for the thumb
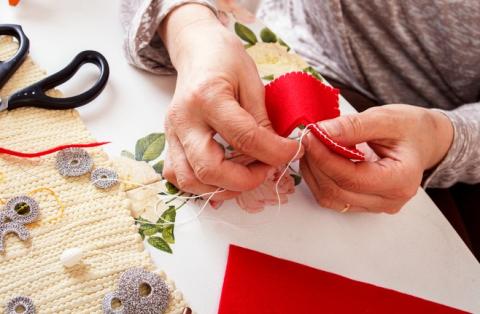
[317,110,398,146]
[238,72,302,161]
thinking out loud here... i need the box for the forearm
[159,4,218,65]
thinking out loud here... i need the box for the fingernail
[318,120,340,137]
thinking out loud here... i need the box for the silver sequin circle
[0,196,39,252]
[117,268,169,314]
[102,268,169,314]
[102,291,125,314]
[91,168,119,189]
[4,195,39,224]
[56,148,93,177]
[5,296,36,314]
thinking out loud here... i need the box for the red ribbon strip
[265,71,365,160]
[0,142,110,158]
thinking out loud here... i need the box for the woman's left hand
[300,104,454,213]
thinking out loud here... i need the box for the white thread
[8,129,310,229]
[85,128,311,229]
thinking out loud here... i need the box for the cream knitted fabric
[0,37,186,313]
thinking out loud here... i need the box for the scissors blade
[0,97,9,112]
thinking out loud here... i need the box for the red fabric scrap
[265,72,364,160]
[218,245,468,314]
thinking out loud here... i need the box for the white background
[1,1,479,313]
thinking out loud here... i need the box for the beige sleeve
[424,103,480,188]
[120,0,217,75]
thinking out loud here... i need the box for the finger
[203,99,300,166]
[176,123,275,191]
[302,133,403,194]
[238,65,270,127]
[300,160,367,212]
[316,108,401,147]
[301,158,404,214]
[166,129,239,200]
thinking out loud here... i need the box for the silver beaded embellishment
[91,168,119,189]
[56,148,93,177]
[103,268,169,314]
[102,291,125,314]
[0,196,39,252]
[5,296,36,314]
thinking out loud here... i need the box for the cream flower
[246,42,308,78]
[112,156,162,191]
[126,181,166,221]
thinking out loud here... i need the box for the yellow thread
[0,171,4,183]
[28,187,65,225]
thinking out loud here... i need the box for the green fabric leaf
[234,22,257,45]
[153,160,164,175]
[121,150,135,159]
[139,221,161,235]
[160,206,176,244]
[162,226,175,244]
[148,236,172,253]
[290,174,302,186]
[303,66,324,81]
[278,38,290,51]
[262,74,275,81]
[161,205,176,222]
[260,27,277,43]
[165,181,179,194]
[135,133,165,161]
[139,229,145,240]
[142,226,159,236]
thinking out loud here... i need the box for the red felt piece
[218,245,467,314]
[265,72,364,160]
[0,142,109,158]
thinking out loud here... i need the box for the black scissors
[0,24,109,112]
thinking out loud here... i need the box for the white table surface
[1,1,479,313]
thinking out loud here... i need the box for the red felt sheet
[264,72,364,160]
[218,245,468,314]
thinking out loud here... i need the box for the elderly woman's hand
[159,4,298,199]
[300,104,454,213]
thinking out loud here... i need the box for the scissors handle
[7,50,109,110]
[0,24,30,89]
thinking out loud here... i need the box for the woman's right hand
[159,4,299,199]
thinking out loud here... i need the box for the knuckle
[193,163,216,183]
[343,114,364,137]
[256,116,271,129]
[190,76,232,103]
[232,128,258,154]
[176,174,196,191]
